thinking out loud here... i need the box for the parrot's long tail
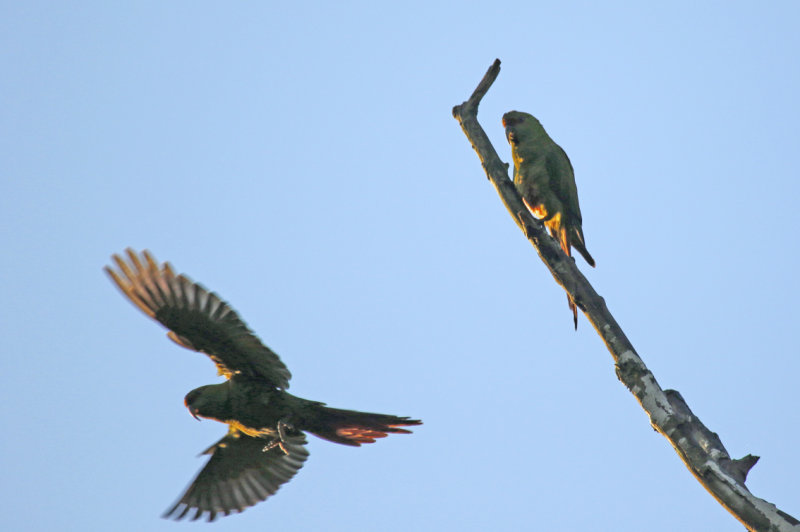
[567,294,578,330]
[553,225,594,329]
[304,405,421,446]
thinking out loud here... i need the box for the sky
[2,2,799,531]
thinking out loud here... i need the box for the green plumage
[503,111,595,327]
[105,249,420,521]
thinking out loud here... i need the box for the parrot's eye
[185,389,200,407]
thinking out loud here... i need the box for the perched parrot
[105,249,420,521]
[502,111,595,328]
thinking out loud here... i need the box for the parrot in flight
[502,111,595,328]
[105,249,420,521]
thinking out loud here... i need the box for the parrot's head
[502,110,541,127]
[184,383,231,423]
[502,110,528,128]
[502,111,544,145]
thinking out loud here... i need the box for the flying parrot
[105,249,421,521]
[502,111,595,328]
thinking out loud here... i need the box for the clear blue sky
[2,2,799,531]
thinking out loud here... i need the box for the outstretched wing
[105,248,291,388]
[164,430,309,521]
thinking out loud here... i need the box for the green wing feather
[163,430,309,521]
[105,248,292,388]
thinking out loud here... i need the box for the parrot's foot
[262,420,295,455]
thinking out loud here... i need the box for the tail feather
[304,405,421,446]
[556,226,587,329]
[567,294,578,330]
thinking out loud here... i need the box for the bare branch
[453,59,799,532]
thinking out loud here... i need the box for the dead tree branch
[452,58,798,532]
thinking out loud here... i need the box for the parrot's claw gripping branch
[453,59,798,532]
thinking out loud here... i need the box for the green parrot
[502,111,595,327]
[105,249,420,521]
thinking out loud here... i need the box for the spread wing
[163,430,309,521]
[105,248,291,388]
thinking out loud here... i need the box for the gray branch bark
[452,58,798,532]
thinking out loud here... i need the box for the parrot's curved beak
[189,407,201,421]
